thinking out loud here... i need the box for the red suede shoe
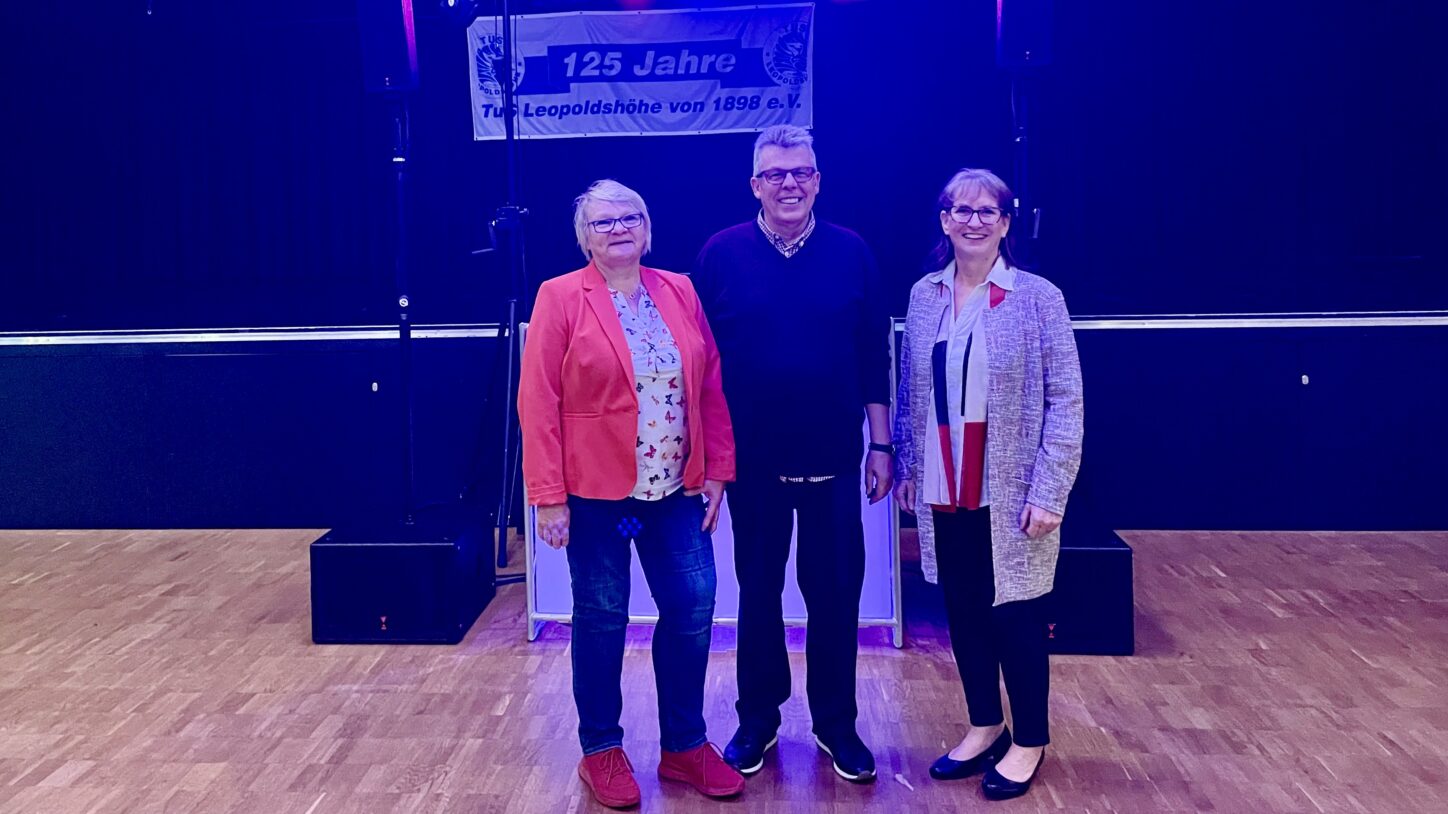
[578,747,640,809]
[658,742,746,798]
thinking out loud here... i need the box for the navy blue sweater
[692,220,892,478]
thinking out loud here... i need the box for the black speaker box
[357,0,419,92]
[310,501,495,644]
[1046,524,1134,655]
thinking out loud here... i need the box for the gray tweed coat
[892,265,1084,604]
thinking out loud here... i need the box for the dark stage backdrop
[4,1,1447,532]
[6,0,1445,333]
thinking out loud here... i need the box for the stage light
[439,0,479,25]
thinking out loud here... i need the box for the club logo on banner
[474,34,526,98]
[467,3,815,140]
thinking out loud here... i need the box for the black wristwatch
[868,442,894,456]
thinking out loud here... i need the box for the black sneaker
[814,731,876,783]
[723,727,778,776]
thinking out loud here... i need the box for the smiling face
[750,144,820,235]
[940,184,1010,264]
[582,199,647,266]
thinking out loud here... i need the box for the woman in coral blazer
[518,180,741,809]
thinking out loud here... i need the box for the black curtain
[5,1,1445,332]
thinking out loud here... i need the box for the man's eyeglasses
[755,167,817,185]
[588,213,645,233]
[945,206,1006,226]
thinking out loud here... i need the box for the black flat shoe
[981,748,1046,801]
[930,727,1011,780]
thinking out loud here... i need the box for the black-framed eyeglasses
[945,205,1006,225]
[755,166,817,185]
[588,213,645,233]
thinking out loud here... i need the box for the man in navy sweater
[692,125,894,784]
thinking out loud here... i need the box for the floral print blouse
[608,284,689,501]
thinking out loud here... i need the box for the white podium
[519,323,903,647]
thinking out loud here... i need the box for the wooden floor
[1,528,1445,813]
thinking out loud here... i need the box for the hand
[536,503,570,549]
[1019,503,1062,539]
[865,451,894,505]
[685,478,725,533]
[893,478,916,515]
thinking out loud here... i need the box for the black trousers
[932,506,1051,747]
[728,474,865,739]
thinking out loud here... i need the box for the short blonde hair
[572,179,652,259]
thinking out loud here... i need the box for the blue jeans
[565,489,717,755]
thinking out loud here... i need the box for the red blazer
[519,263,736,505]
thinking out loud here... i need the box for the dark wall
[0,337,503,528]
[4,2,1445,532]
[1069,324,1448,532]
[7,1,1445,333]
[5,322,1445,530]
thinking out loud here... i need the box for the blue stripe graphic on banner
[515,41,775,95]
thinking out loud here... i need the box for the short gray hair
[572,179,652,260]
[752,124,817,175]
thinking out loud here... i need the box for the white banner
[468,4,814,140]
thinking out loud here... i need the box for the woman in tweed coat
[892,169,1083,801]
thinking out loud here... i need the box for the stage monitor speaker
[310,501,495,644]
[997,0,1054,68]
[357,0,419,92]
[1046,524,1134,655]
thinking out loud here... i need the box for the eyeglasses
[755,166,817,185]
[945,206,1006,225]
[588,213,645,233]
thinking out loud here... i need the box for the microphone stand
[492,0,528,580]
